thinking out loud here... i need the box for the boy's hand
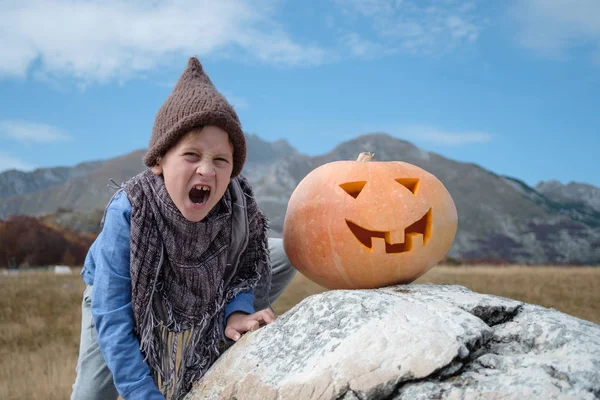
[225,309,276,341]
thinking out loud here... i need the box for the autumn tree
[0,215,95,268]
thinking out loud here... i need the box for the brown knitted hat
[144,57,246,177]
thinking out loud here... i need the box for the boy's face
[151,125,234,222]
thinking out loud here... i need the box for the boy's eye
[215,157,230,163]
[184,152,199,158]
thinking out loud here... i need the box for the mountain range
[1,133,599,265]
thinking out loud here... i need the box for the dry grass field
[1,265,598,400]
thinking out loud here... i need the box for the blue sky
[0,0,599,188]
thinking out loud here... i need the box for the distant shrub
[443,256,463,266]
[0,215,96,268]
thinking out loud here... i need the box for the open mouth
[345,208,432,253]
[189,185,211,205]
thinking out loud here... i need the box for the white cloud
[342,33,396,59]
[0,152,35,172]
[0,0,327,84]
[0,121,70,143]
[334,0,483,57]
[396,125,493,146]
[512,0,600,60]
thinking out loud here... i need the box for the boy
[71,57,296,400]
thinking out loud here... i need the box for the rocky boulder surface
[187,285,600,400]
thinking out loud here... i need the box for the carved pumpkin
[283,152,458,289]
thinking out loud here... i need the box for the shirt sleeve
[90,191,165,400]
[224,289,255,322]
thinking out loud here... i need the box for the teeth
[194,185,210,191]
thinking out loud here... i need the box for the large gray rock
[186,284,600,400]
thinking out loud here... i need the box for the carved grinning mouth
[345,209,433,253]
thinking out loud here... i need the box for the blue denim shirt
[82,191,255,399]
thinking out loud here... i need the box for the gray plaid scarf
[121,169,269,399]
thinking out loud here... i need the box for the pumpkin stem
[356,152,374,162]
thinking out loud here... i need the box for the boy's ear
[151,163,163,175]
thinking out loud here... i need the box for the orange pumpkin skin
[283,160,458,289]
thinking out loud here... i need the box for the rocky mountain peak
[1,133,599,264]
[536,180,600,213]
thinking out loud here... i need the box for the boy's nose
[196,162,216,177]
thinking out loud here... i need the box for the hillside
[1,133,598,264]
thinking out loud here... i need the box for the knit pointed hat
[144,57,246,177]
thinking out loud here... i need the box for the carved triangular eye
[339,181,367,199]
[396,178,419,194]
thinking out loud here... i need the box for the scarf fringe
[140,279,258,399]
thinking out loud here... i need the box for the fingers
[254,308,277,325]
[225,326,241,342]
[225,309,277,342]
[225,318,260,342]
[245,319,260,332]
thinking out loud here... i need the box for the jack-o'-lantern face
[283,153,458,290]
[340,178,432,254]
